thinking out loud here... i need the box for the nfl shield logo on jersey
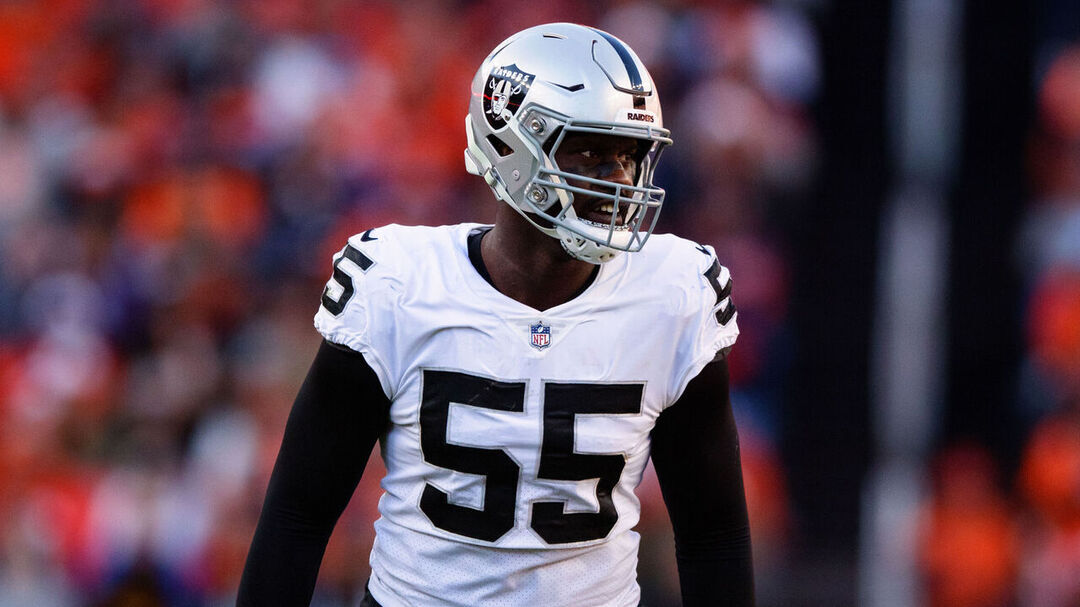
[530,321,551,350]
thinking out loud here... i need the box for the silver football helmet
[464,23,672,264]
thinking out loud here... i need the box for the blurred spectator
[916,445,1020,607]
[1017,413,1080,605]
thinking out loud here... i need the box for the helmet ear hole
[486,135,513,157]
[541,126,564,156]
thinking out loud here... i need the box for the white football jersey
[314,223,738,607]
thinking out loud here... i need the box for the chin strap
[557,226,620,264]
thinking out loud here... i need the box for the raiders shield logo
[484,64,534,130]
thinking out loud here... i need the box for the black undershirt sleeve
[237,339,390,607]
[650,359,756,606]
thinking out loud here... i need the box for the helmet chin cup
[557,224,620,264]
[464,23,672,263]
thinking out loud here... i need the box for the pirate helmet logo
[484,64,535,130]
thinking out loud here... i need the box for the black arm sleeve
[650,359,755,606]
[237,339,391,607]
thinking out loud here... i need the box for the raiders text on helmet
[464,23,672,264]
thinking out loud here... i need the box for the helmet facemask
[522,108,669,263]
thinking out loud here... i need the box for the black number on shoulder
[419,370,524,542]
[532,382,643,544]
[320,244,374,316]
[418,371,644,544]
[704,259,736,325]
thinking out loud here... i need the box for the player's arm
[237,339,390,606]
[650,358,755,606]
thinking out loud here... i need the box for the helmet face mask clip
[464,23,672,264]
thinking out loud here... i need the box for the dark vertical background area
[945,1,1033,469]
[784,2,889,604]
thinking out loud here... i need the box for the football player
[238,23,753,606]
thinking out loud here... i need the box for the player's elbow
[674,521,752,562]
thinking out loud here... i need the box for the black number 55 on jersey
[321,243,375,316]
[419,369,643,544]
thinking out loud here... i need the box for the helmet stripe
[590,28,644,91]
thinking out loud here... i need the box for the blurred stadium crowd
[0,0,1076,606]
[922,46,1080,607]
